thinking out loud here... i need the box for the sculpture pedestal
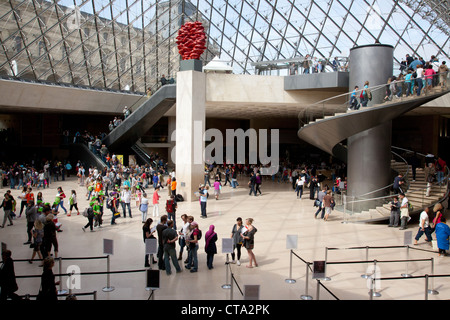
[180,59,203,72]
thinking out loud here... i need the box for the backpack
[166,199,174,213]
[175,194,184,202]
[366,88,372,101]
[407,202,414,212]
[197,229,202,240]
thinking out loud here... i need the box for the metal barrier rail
[286,244,443,300]
[19,291,98,300]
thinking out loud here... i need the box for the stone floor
[1,175,449,301]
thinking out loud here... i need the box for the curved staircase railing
[297,72,449,159]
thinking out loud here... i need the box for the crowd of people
[348,55,448,110]
[1,146,449,300]
[289,55,348,75]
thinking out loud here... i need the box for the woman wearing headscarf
[205,225,218,270]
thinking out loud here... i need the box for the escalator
[103,84,176,151]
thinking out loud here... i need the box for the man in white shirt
[120,185,132,218]
[414,207,433,244]
[399,193,410,230]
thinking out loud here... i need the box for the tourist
[438,61,448,88]
[0,250,20,301]
[156,215,168,271]
[198,184,208,219]
[120,185,132,218]
[388,196,401,227]
[152,186,160,217]
[295,172,306,199]
[143,218,157,267]
[360,81,370,107]
[205,225,218,270]
[314,187,327,219]
[435,156,446,185]
[230,217,244,266]
[68,190,80,216]
[163,220,182,275]
[43,214,59,258]
[24,200,37,245]
[425,162,436,197]
[109,192,120,225]
[415,64,424,96]
[82,202,95,232]
[213,178,221,200]
[242,218,258,268]
[55,187,67,214]
[414,207,433,245]
[255,173,262,195]
[29,219,44,264]
[38,257,59,301]
[140,192,149,223]
[399,193,410,230]
[166,195,177,230]
[248,172,257,196]
[185,221,200,273]
[435,216,450,256]
[322,190,334,221]
[0,193,14,228]
[431,203,444,233]
[348,86,360,110]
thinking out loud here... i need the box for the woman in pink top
[152,186,160,217]
[213,178,221,200]
[424,65,436,92]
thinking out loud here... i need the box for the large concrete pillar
[175,70,206,202]
[168,116,176,168]
[347,44,394,211]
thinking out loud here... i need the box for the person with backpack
[82,202,95,232]
[360,81,370,107]
[185,221,201,273]
[68,190,80,216]
[166,195,177,230]
[109,192,120,225]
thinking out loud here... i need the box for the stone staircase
[350,160,447,222]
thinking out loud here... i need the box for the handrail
[298,72,449,126]
[356,149,411,198]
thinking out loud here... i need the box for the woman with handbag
[241,218,258,268]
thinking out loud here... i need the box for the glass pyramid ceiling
[0,0,448,94]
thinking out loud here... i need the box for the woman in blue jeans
[185,222,200,272]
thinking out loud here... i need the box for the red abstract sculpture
[176,21,206,60]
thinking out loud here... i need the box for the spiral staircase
[298,80,450,222]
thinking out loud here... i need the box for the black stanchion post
[323,247,331,281]
[316,280,320,300]
[300,262,313,300]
